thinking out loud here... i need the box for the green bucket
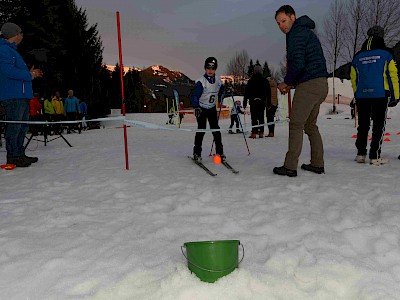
[181,240,244,283]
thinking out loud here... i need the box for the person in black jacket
[243,64,271,139]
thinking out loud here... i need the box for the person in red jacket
[29,93,43,135]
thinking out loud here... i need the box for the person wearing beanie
[243,64,271,139]
[190,57,226,162]
[273,5,328,177]
[351,25,399,166]
[0,22,43,167]
[64,89,81,134]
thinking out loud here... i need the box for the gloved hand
[194,107,202,118]
[388,98,399,107]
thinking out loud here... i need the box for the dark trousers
[194,106,223,156]
[66,112,81,133]
[44,113,55,135]
[250,102,265,134]
[54,114,64,134]
[266,105,277,134]
[2,98,30,158]
[356,97,388,159]
[29,115,44,136]
[229,114,239,129]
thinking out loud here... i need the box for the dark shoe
[24,155,38,163]
[236,129,242,133]
[7,156,31,167]
[259,133,264,138]
[301,164,324,174]
[228,129,233,134]
[219,154,226,162]
[273,166,297,177]
[267,133,274,137]
[250,133,257,139]
[193,153,202,162]
[398,155,400,160]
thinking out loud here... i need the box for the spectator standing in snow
[191,57,225,162]
[178,101,185,125]
[349,98,356,119]
[243,64,271,139]
[266,78,278,137]
[79,98,88,130]
[52,91,64,134]
[29,93,43,135]
[166,106,175,124]
[43,95,55,135]
[351,26,399,166]
[0,22,42,167]
[273,5,328,177]
[64,90,80,134]
[229,100,244,134]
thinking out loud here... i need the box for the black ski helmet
[204,57,218,69]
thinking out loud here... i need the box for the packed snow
[1,102,400,299]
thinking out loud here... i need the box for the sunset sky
[75,0,333,79]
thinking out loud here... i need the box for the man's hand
[194,107,202,118]
[388,98,399,107]
[30,66,43,79]
[278,82,290,95]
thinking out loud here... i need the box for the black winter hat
[204,57,218,69]
[367,26,384,39]
[254,65,262,74]
[0,22,22,39]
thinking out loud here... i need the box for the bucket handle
[181,242,245,273]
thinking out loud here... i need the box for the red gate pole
[116,12,129,170]
[287,89,292,118]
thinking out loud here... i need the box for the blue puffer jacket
[284,16,328,86]
[0,39,32,101]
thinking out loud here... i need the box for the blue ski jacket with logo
[351,36,399,100]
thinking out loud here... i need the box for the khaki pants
[284,77,328,170]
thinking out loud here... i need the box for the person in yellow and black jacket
[351,26,399,166]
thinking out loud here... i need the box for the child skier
[229,100,244,133]
[191,57,225,162]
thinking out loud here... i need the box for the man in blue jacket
[0,22,42,167]
[273,5,328,177]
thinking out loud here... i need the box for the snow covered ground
[1,103,400,299]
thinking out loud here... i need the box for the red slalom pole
[116,12,129,170]
[287,89,292,118]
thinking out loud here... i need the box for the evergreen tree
[262,61,272,78]
[0,0,105,114]
[110,63,123,111]
[247,59,254,78]
[124,68,146,113]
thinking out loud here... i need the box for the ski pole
[209,92,225,156]
[232,93,250,155]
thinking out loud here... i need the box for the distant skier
[229,100,244,133]
[191,57,225,162]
